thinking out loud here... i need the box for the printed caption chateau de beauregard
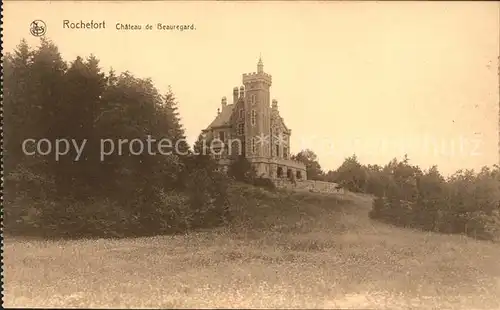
[203,58,308,182]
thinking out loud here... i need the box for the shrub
[4,164,234,239]
[369,196,387,220]
[253,177,276,191]
[228,155,256,183]
[183,166,231,230]
[464,210,500,241]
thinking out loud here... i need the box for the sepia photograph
[2,1,500,308]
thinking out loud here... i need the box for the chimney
[272,99,278,110]
[239,86,245,99]
[221,96,227,109]
[233,87,239,104]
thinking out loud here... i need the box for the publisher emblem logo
[30,20,47,37]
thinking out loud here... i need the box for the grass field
[4,186,500,308]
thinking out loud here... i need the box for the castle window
[275,144,280,157]
[251,94,257,105]
[237,123,244,135]
[283,147,288,159]
[239,108,244,119]
[251,110,256,126]
[219,131,225,142]
[251,138,256,154]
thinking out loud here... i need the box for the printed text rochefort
[63,20,106,29]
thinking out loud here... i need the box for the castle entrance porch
[277,166,284,178]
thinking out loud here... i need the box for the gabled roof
[278,115,290,132]
[272,110,290,133]
[206,104,234,130]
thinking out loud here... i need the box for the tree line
[295,149,500,241]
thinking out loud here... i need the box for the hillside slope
[4,185,500,309]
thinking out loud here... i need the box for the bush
[464,210,500,241]
[4,156,235,239]
[253,177,276,191]
[369,196,387,220]
[5,181,232,239]
[184,167,231,230]
[228,155,256,183]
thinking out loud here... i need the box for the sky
[4,1,499,176]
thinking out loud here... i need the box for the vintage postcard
[2,1,500,308]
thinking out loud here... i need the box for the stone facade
[202,58,307,181]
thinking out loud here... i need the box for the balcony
[271,157,306,170]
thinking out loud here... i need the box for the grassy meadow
[4,185,500,309]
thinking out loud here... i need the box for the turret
[233,87,239,104]
[221,96,227,109]
[272,99,278,110]
[242,56,272,87]
[257,56,264,73]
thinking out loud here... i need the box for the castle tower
[243,57,272,158]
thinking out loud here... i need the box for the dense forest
[3,38,499,241]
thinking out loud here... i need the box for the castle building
[202,58,307,181]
